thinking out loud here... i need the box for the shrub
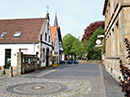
[119,38,130,97]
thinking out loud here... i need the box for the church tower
[54,12,58,26]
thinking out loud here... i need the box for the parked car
[59,61,66,64]
[72,61,78,64]
[66,60,72,64]
[82,57,86,60]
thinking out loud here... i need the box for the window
[49,36,50,42]
[0,32,7,38]
[43,49,45,62]
[47,22,50,30]
[54,52,58,55]
[47,22,50,34]
[45,33,47,41]
[13,32,22,38]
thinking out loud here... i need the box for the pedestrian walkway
[102,65,124,97]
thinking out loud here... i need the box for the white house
[50,13,64,62]
[0,13,53,73]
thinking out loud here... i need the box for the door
[5,49,11,69]
[46,48,49,67]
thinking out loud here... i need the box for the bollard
[9,67,13,77]
[2,66,5,75]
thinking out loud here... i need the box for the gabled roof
[0,18,45,43]
[50,26,59,47]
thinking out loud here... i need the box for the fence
[17,50,39,75]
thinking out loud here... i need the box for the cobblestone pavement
[0,64,124,97]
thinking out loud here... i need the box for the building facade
[0,13,53,74]
[50,13,64,62]
[103,0,130,81]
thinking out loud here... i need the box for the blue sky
[0,0,105,40]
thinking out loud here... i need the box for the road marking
[36,69,57,77]
[99,64,106,97]
[35,65,67,77]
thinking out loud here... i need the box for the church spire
[54,12,58,26]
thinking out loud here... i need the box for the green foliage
[62,34,83,57]
[71,38,83,57]
[82,39,87,54]
[86,27,103,60]
[62,34,77,55]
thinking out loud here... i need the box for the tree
[71,38,83,59]
[62,34,84,60]
[81,39,87,59]
[62,34,77,60]
[86,27,103,60]
[82,21,104,41]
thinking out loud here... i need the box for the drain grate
[32,86,44,90]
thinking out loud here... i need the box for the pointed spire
[46,6,50,20]
[54,12,58,26]
[47,6,49,13]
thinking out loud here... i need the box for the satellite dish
[96,39,101,45]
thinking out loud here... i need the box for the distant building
[103,0,130,81]
[0,13,53,74]
[50,13,64,62]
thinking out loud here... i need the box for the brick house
[0,13,53,74]
[50,13,64,62]
[103,0,130,81]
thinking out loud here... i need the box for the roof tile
[50,26,59,47]
[0,18,45,43]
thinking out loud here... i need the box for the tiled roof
[103,0,108,15]
[0,18,45,43]
[50,26,59,47]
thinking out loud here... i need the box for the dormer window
[0,32,7,38]
[13,32,22,38]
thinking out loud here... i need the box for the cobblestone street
[0,64,124,97]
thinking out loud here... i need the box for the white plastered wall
[0,43,39,67]
[41,19,52,67]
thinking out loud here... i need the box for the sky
[0,0,105,40]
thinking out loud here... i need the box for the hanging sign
[96,39,101,45]
[95,39,102,47]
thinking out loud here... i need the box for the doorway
[46,48,49,67]
[5,49,11,69]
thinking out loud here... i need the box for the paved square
[0,64,124,97]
